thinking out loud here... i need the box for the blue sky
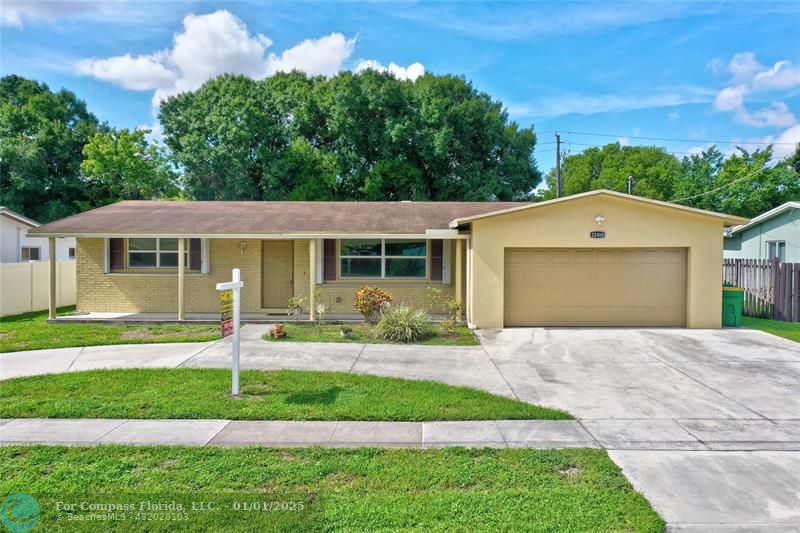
[3,0,799,174]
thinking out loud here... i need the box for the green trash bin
[722,287,744,327]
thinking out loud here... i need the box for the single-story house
[0,207,76,263]
[724,201,799,263]
[29,190,747,328]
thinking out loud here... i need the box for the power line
[561,140,700,156]
[562,130,796,146]
[670,154,792,204]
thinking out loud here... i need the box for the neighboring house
[724,201,799,263]
[0,207,76,263]
[29,190,747,328]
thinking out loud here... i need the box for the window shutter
[110,238,124,270]
[442,240,452,284]
[430,239,443,281]
[189,238,201,270]
[323,239,337,281]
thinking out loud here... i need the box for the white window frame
[339,238,428,279]
[201,238,210,274]
[21,246,41,261]
[766,240,786,262]
[127,238,189,269]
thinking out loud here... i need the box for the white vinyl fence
[0,260,76,317]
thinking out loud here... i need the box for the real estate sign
[220,290,233,338]
[216,269,244,396]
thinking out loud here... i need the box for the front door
[262,241,294,308]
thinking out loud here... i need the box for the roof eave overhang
[449,190,750,227]
[28,230,468,239]
[728,202,799,234]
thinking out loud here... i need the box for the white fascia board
[729,202,800,235]
[425,229,461,237]
[31,232,471,239]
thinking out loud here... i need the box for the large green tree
[0,75,101,222]
[543,142,799,217]
[542,143,682,201]
[159,70,541,201]
[80,128,180,206]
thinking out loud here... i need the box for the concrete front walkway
[0,418,596,449]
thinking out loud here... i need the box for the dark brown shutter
[110,238,124,270]
[430,239,443,281]
[323,239,337,281]
[189,239,201,270]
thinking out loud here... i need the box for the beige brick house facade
[76,236,461,315]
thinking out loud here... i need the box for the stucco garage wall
[468,195,726,329]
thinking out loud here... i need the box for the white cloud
[752,60,800,91]
[77,53,176,91]
[711,52,800,129]
[727,52,763,82]
[734,101,797,128]
[268,34,356,77]
[617,137,630,146]
[355,60,425,81]
[0,0,160,27]
[707,57,724,76]
[668,110,680,121]
[507,87,714,118]
[1,0,104,26]
[714,84,747,112]
[76,10,423,111]
[757,124,800,159]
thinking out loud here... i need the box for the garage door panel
[504,248,687,327]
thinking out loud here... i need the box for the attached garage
[504,248,687,327]
[452,190,748,329]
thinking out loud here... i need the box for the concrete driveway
[2,325,799,530]
[477,327,800,532]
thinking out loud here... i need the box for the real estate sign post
[216,268,244,395]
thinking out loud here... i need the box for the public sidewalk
[0,418,598,449]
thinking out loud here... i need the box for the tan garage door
[504,248,687,327]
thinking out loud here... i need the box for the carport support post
[455,239,463,321]
[309,240,317,321]
[48,237,56,319]
[177,238,185,321]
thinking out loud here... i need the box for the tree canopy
[2,73,797,224]
[159,70,542,202]
[0,75,101,222]
[544,143,800,217]
[1,75,177,222]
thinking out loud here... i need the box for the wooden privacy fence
[723,258,799,322]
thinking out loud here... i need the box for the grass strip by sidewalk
[742,316,800,343]
[0,306,220,353]
[264,322,479,346]
[0,446,664,532]
[0,368,571,421]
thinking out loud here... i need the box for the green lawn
[742,316,800,343]
[0,446,664,531]
[0,306,220,353]
[0,368,570,421]
[264,322,479,346]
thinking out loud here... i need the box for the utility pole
[556,132,563,198]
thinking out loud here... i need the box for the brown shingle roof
[29,200,530,236]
